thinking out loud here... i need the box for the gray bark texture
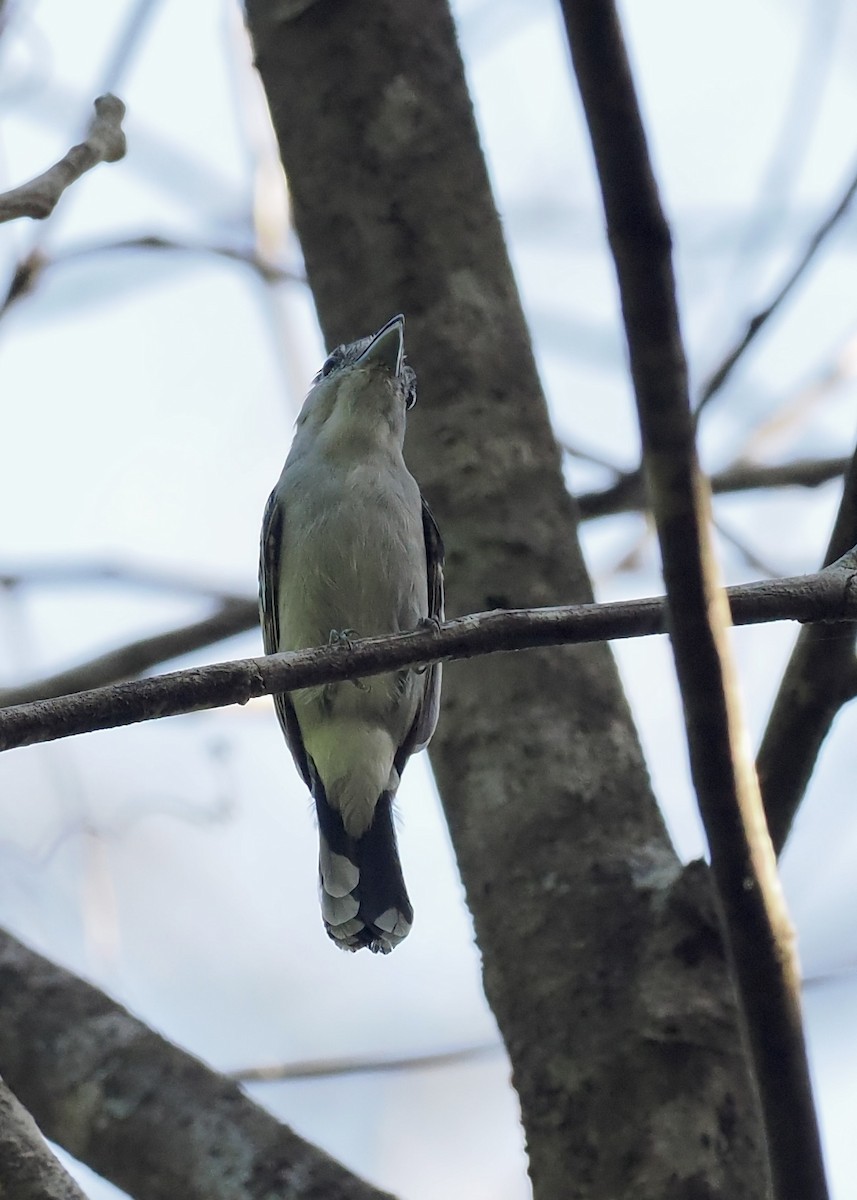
[0,1077,88,1200]
[244,2,767,1197]
[0,930,394,1200]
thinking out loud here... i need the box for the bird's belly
[277,485,427,652]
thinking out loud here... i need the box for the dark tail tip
[316,789,413,953]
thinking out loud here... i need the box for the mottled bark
[0,930,394,1200]
[0,1078,88,1200]
[244,3,766,1197]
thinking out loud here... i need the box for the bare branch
[0,599,258,707]
[0,1078,88,1200]
[697,155,857,414]
[229,1042,498,1083]
[0,251,47,317]
[96,0,163,97]
[0,95,126,224]
[1,563,856,752]
[738,332,857,462]
[560,2,828,1198]
[0,928,394,1200]
[577,455,850,520]
[558,437,625,474]
[713,515,784,579]
[758,446,857,854]
[0,558,247,602]
[712,455,851,495]
[51,233,305,285]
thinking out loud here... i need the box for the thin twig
[0,95,126,223]
[757,446,857,854]
[558,437,625,474]
[50,233,304,285]
[1,561,856,752]
[714,515,784,579]
[697,154,857,414]
[559,3,828,1198]
[577,455,850,520]
[230,1042,499,1083]
[712,455,851,495]
[96,0,162,96]
[0,559,248,602]
[737,331,857,462]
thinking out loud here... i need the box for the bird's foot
[414,615,442,673]
[328,628,357,647]
[328,629,368,690]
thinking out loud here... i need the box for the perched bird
[259,315,444,953]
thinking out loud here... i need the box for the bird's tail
[314,786,413,953]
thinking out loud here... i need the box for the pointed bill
[356,314,404,376]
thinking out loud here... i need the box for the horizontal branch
[7,453,846,702]
[52,233,305,284]
[577,455,849,520]
[1,559,855,752]
[230,1042,498,1083]
[0,95,126,223]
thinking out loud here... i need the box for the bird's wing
[422,495,445,627]
[396,495,445,770]
[259,487,313,789]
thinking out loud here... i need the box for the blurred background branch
[3,561,857,749]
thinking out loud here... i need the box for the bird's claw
[328,629,368,690]
[414,615,442,674]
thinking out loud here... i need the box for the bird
[259,314,444,953]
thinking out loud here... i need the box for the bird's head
[295,315,417,449]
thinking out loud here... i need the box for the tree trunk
[244,3,768,1195]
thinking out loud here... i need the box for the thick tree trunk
[244,2,768,1195]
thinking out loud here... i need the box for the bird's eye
[320,355,337,378]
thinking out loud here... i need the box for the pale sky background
[1,1,856,1197]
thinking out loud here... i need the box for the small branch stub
[0,94,127,224]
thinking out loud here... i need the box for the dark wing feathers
[259,488,313,790]
[395,496,445,772]
[422,497,445,626]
